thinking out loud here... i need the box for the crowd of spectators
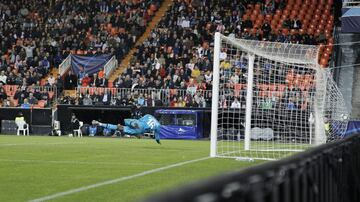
[0,0,333,109]
[69,0,305,108]
[0,82,57,108]
[57,0,325,110]
[0,0,161,107]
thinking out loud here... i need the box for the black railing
[143,134,360,202]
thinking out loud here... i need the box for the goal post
[210,33,349,160]
[210,32,221,157]
[244,54,255,151]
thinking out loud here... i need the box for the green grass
[0,136,262,202]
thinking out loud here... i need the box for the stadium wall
[143,133,360,202]
[0,108,52,135]
[57,105,212,137]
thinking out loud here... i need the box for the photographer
[71,113,80,131]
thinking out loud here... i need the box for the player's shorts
[123,126,144,136]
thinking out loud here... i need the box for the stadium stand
[0,0,162,107]
[0,0,336,108]
[59,0,334,109]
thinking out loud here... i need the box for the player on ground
[94,114,161,144]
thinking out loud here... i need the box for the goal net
[210,33,349,160]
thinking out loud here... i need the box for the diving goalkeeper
[94,114,161,144]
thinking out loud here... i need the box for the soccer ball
[69,134,73,137]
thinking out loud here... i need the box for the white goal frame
[210,32,348,160]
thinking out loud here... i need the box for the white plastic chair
[15,120,29,136]
[73,121,83,137]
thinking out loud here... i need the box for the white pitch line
[0,159,163,166]
[29,156,211,202]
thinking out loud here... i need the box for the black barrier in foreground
[143,134,360,202]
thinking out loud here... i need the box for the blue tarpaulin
[342,8,360,33]
[345,121,360,136]
[71,55,111,76]
[156,109,203,139]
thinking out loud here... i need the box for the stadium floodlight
[210,32,349,160]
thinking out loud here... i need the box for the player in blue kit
[94,114,161,144]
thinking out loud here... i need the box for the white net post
[210,32,221,157]
[314,69,327,145]
[244,54,255,151]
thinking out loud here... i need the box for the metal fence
[75,87,213,107]
[143,134,360,202]
[59,54,71,76]
[104,56,118,79]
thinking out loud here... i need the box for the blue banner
[159,125,198,139]
[342,8,360,33]
[156,109,203,139]
[345,121,360,136]
[71,55,111,76]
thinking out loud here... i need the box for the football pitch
[0,136,263,202]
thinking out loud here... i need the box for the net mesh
[213,34,349,160]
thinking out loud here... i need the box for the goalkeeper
[94,114,161,144]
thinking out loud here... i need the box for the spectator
[70,113,80,132]
[287,98,297,110]
[82,94,93,105]
[21,99,31,108]
[55,74,64,95]
[262,21,272,39]
[21,41,36,60]
[64,71,77,90]
[2,98,11,107]
[81,74,91,87]
[47,74,56,86]
[243,16,253,29]
[92,91,102,105]
[0,71,7,84]
[41,89,50,101]
[195,92,206,108]
[191,66,201,78]
[113,75,124,88]
[137,94,145,106]
[177,97,186,107]
[28,93,38,105]
[145,94,154,107]
[230,98,241,108]
[101,89,111,105]
[33,89,42,100]
[0,87,7,105]
[98,76,108,88]
[40,57,50,74]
